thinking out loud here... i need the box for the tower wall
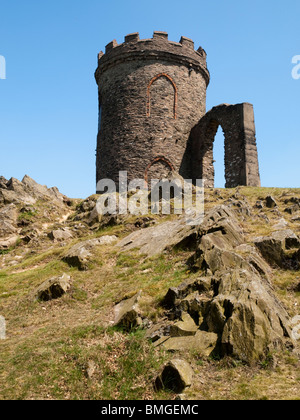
[95,32,210,189]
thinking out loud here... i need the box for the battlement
[95,31,209,85]
[101,31,205,53]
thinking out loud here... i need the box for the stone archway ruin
[190,103,261,188]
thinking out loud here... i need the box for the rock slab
[34,274,72,302]
[155,359,194,393]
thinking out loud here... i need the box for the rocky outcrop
[154,267,294,363]
[0,175,68,207]
[135,205,298,364]
[117,205,243,259]
[0,175,72,250]
[207,269,293,362]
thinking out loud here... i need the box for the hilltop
[0,176,300,400]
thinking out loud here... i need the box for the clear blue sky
[0,0,299,198]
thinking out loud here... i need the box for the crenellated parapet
[95,31,210,86]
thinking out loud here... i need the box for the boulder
[63,242,92,270]
[254,200,264,209]
[205,269,294,362]
[117,205,243,259]
[0,203,18,222]
[272,218,288,230]
[117,218,198,258]
[225,197,252,218]
[284,205,300,215]
[254,236,285,267]
[113,292,143,331]
[34,273,72,302]
[48,228,73,242]
[284,197,300,206]
[0,235,19,250]
[169,312,198,337]
[21,228,41,244]
[88,205,104,225]
[117,218,197,257]
[163,277,211,309]
[63,236,118,270]
[199,219,244,250]
[145,320,171,342]
[265,196,277,209]
[88,193,127,225]
[193,237,247,274]
[80,199,97,213]
[177,292,211,322]
[144,204,296,362]
[155,331,218,357]
[271,229,300,249]
[254,230,300,267]
[155,359,194,393]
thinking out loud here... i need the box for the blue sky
[0,0,299,197]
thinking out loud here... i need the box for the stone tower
[95,31,261,190]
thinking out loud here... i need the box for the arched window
[144,156,175,183]
[147,74,177,119]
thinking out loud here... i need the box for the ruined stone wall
[190,103,261,188]
[95,32,210,189]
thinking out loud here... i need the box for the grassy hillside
[1,186,300,400]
